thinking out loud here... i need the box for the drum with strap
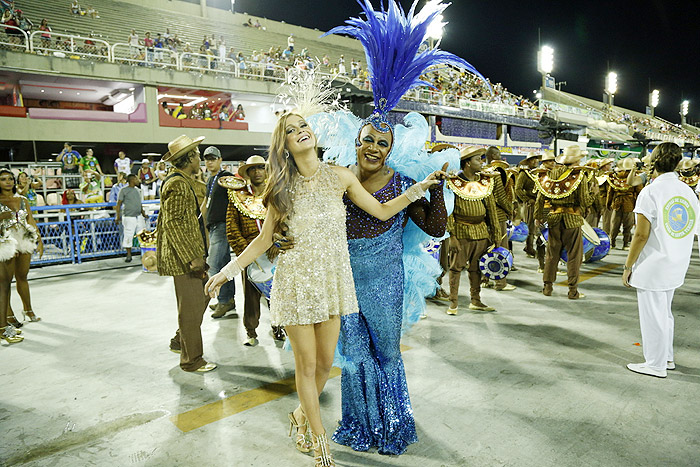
[507,221,529,242]
[560,220,600,262]
[586,227,611,262]
[479,246,514,280]
[247,253,276,299]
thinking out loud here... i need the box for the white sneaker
[667,361,675,370]
[626,363,667,378]
[446,306,458,316]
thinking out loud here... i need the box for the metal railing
[29,30,110,61]
[111,42,179,69]
[31,201,159,266]
[0,24,29,51]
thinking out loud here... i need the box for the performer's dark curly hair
[651,142,682,173]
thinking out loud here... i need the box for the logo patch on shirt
[663,196,695,239]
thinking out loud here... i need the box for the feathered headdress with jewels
[276,65,346,118]
[323,0,488,133]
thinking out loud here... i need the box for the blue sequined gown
[332,172,418,455]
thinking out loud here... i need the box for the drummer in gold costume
[223,155,284,345]
[533,151,556,272]
[534,146,591,299]
[606,158,642,250]
[677,158,700,192]
[591,158,614,234]
[445,146,501,314]
[514,152,541,257]
[483,147,516,291]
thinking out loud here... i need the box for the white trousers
[637,288,675,371]
[122,216,146,248]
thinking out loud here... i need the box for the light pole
[681,100,689,125]
[537,45,554,94]
[605,72,617,108]
[426,13,444,49]
[649,89,659,118]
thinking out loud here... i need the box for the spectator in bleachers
[155,161,168,197]
[15,9,31,33]
[138,159,157,200]
[17,172,43,207]
[0,0,12,14]
[154,33,164,62]
[172,102,186,119]
[232,104,245,121]
[218,36,226,60]
[128,29,139,58]
[79,170,103,203]
[86,6,98,18]
[141,31,154,65]
[322,54,330,67]
[1,8,22,45]
[254,19,261,29]
[202,35,209,50]
[182,42,192,66]
[338,55,346,75]
[57,142,82,189]
[38,18,51,51]
[108,172,127,203]
[287,33,294,53]
[83,31,97,55]
[351,58,359,78]
[79,148,103,175]
[70,0,80,15]
[114,150,133,176]
[61,188,79,205]
[115,174,146,263]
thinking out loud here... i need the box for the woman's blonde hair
[263,113,300,236]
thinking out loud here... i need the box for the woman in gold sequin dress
[206,113,441,467]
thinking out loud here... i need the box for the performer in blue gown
[321,0,489,455]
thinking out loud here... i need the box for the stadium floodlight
[537,46,554,74]
[605,72,617,95]
[426,14,444,41]
[681,100,689,116]
[650,89,659,108]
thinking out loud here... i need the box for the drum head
[247,254,275,283]
[479,247,514,280]
[581,219,601,246]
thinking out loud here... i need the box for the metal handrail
[111,42,179,69]
[0,24,29,51]
[29,30,111,61]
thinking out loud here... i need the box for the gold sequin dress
[269,162,359,326]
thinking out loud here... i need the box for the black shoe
[272,326,286,341]
[125,256,132,263]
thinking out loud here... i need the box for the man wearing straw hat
[534,151,555,273]
[515,151,542,258]
[445,146,501,314]
[607,158,642,250]
[534,146,591,299]
[225,155,285,345]
[157,135,217,373]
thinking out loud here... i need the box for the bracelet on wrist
[623,265,632,271]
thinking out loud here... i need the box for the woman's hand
[622,268,632,288]
[419,162,449,191]
[205,271,228,298]
[272,232,295,252]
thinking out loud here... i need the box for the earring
[284,150,290,159]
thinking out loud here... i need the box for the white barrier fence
[0,24,29,51]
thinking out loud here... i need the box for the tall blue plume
[322,0,489,116]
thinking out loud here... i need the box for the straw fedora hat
[238,155,267,179]
[163,135,205,162]
[597,157,614,169]
[519,151,541,164]
[141,250,157,272]
[541,150,556,162]
[460,146,486,161]
[555,146,585,165]
[677,158,699,171]
[616,157,637,171]
[429,143,457,154]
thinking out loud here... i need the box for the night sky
[233,0,699,124]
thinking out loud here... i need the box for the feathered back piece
[323,0,487,132]
[277,66,346,118]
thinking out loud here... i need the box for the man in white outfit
[623,143,700,378]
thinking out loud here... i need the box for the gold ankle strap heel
[288,411,312,453]
[312,432,335,467]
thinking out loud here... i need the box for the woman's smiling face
[284,114,316,155]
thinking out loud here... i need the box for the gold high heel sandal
[2,325,24,343]
[288,411,312,453]
[22,310,41,322]
[312,432,335,467]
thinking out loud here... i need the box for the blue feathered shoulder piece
[323,0,488,116]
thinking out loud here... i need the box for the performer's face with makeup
[356,124,393,173]
[284,114,316,155]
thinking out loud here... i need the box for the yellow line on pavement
[556,262,620,286]
[171,344,413,432]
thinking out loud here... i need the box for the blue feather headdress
[323,0,488,134]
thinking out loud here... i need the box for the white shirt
[630,172,700,291]
[114,157,132,174]
[128,33,139,47]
